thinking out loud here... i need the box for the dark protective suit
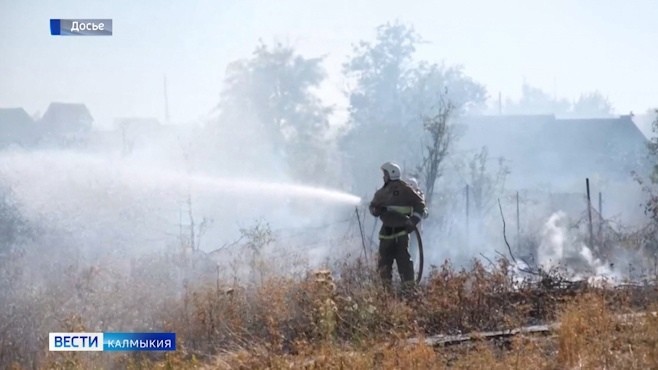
[369,179,427,291]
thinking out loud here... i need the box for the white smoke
[537,211,617,282]
[537,211,569,270]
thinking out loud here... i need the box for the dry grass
[157,258,658,370]
[5,250,658,369]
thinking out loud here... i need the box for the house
[0,107,37,148]
[38,102,94,146]
[454,114,650,191]
[454,114,651,225]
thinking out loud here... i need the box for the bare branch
[418,97,454,207]
[498,198,517,264]
[479,252,496,268]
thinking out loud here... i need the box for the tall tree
[406,62,486,117]
[405,63,486,203]
[416,97,454,208]
[341,22,486,196]
[340,22,421,195]
[213,42,333,183]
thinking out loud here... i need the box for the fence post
[516,191,521,250]
[466,184,470,246]
[598,192,603,245]
[586,178,594,250]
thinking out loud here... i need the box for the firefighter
[369,162,428,293]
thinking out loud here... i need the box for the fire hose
[411,224,424,284]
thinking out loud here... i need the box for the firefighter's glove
[405,215,421,233]
[369,204,386,217]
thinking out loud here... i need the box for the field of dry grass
[6,253,655,370]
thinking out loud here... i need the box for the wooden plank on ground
[409,311,656,347]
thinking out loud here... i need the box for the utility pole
[163,74,170,124]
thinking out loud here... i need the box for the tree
[505,83,570,115]
[239,220,275,285]
[212,42,333,183]
[645,110,658,222]
[405,63,485,205]
[341,22,486,196]
[344,22,419,128]
[570,91,614,118]
[467,147,510,221]
[406,62,486,117]
[340,22,421,195]
[416,97,454,208]
[505,84,615,118]
[631,110,658,254]
[404,62,485,144]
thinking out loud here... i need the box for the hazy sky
[1,0,657,129]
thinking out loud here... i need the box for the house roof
[540,115,646,155]
[0,107,37,145]
[0,107,34,126]
[40,102,93,132]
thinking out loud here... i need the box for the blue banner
[103,332,176,351]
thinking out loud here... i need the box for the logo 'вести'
[49,332,176,351]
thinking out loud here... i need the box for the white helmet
[380,162,401,181]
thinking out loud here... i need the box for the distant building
[39,102,93,146]
[455,114,650,190]
[454,114,651,224]
[0,107,37,148]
